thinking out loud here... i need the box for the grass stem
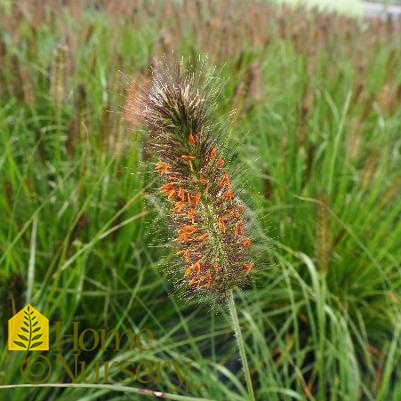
[0,384,214,401]
[228,289,256,401]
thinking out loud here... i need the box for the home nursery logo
[7,305,207,394]
[8,304,49,351]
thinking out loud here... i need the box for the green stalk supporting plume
[125,59,256,400]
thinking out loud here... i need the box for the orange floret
[241,238,252,248]
[177,187,185,202]
[242,263,254,274]
[155,162,169,176]
[216,158,224,168]
[219,171,230,188]
[196,233,208,242]
[181,155,196,161]
[176,225,198,243]
[188,133,196,146]
[178,225,198,235]
[167,190,176,199]
[218,217,226,233]
[225,190,234,203]
[176,249,191,263]
[188,277,198,286]
[181,155,195,171]
[234,223,244,236]
[173,201,186,214]
[230,209,241,219]
[192,261,201,273]
[187,208,196,223]
[192,193,202,206]
[208,147,216,160]
[160,183,175,194]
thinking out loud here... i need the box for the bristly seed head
[130,60,254,303]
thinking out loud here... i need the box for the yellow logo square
[8,304,49,351]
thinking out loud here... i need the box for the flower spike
[129,60,254,302]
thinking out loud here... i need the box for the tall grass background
[1,1,401,400]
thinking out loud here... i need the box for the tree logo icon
[8,305,49,351]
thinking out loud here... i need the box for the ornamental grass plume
[130,60,254,303]
[126,59,256,400]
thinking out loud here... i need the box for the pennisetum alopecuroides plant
[126,59,256,401]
